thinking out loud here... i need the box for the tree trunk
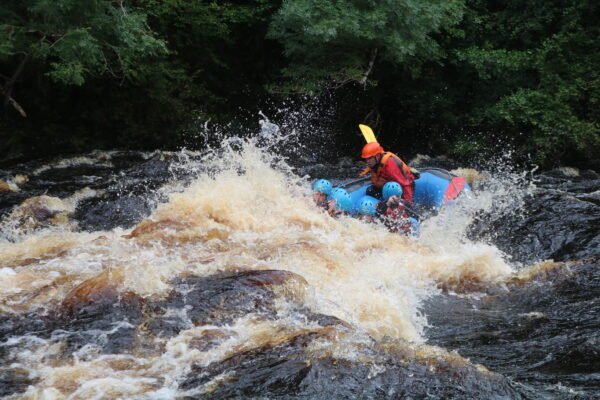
[0,86,27,117]
[2,54,29,117]
[358,48,378,89]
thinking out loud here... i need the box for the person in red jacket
[360,142,415,204]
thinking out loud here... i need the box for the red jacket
[370,153,415,203]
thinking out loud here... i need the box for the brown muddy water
[0,138,599,399]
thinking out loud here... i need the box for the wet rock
[180,331,317,397]
[409,153,433,167]
[0,151,173,231]
[181,331,524,399]
[0,367,35,397]
[0,150,174,232]
[107,151,150,169]
[58,269,145,324]
[144,270,310,337]
[581,169,599,180]
[123,155,171,188]
[0,180,15,193]
[74,195,152,231]
[410,154,462,170]
[0,192,31,219]
[60,269,125,318]
[470,178,600,262]
[425,258,600,397]
[59,269,144,314]
[299,358,522,399]
[450,168,486,186]
[0,314,49,344]
[56,270,146,355]
[5,195,72,230]
[124,218,195,244]
[33,164,114,190]
[510,260,573,286]
[547,166,580,179]
[188,329,236,352]
[337,156,356,167]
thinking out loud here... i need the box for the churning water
[0,122,599,399]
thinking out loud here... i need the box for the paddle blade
[359,124,377,143]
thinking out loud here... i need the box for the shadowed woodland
[1,0,598,168]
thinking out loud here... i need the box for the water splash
[0,122,541,398]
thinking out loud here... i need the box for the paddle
[391,198,425,221]
[359,124,377,143]
[340,177,371,189]
[357,124,378,176]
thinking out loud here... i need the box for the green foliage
[138,0,280,111]
[455,47,533,79]
[1,0,598,169]
[0,0,167,86]
[267,0,465,92]
[449,0,600,165]
[0,0,179,160]
[0,0,283,160]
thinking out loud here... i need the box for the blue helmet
[382,182,402,201]
[330,189,353,212]
[358,196,379,216]
[312,179,333,196]
[327,187,345,201]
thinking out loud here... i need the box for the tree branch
[0,86,27,117]
[358,47,378,89]
[333,77,356,89]
[333,48,379,90]
[3,53,29,107]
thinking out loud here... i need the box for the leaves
[1,0,168,85]
[444,0,600,165]
[267,0,465,91]
[0,0,598,168]
[455,47,534,79]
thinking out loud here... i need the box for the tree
[139,0,281,118]
[0,0,167,117]
[450,0,600,165]
[267,0,465,92]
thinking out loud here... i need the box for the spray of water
[0,116,537,397]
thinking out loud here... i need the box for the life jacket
[369,152,413,188]
[378,204,411,234]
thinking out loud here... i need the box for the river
[0,128,599,399]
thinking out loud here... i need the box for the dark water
[426,170,600,398]
[0,148,599,399]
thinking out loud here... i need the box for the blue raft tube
[413,168,472,210]
[345,168,471,211]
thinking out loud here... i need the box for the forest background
[1,0,598,168]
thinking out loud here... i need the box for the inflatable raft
[313,168,471,236]
[345,168,471,211]
[344,168,471,235]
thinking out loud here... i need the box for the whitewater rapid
[0,139,537,398]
